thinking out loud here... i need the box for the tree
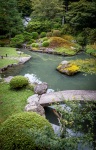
[0,0,24,38]
[31,0,63,20]
[16,0,32,17]
[66,0,96,30]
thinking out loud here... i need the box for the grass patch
[55,47,77,55]
[71,58,96,74]
[0,47,30,68]
[0,82,33,124]
[0,47,28,57]
[0,58,18,68]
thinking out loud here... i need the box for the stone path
[39,90,96,106]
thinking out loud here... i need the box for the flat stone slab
[40,90,96,106]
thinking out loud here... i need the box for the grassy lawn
[0,47,30,68]
[0,82,33,124]
[55,47,77,55]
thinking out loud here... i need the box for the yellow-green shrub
[10,76,29,89]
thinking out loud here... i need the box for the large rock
[57,61,79,76]
[34,82,48,95]
[25,101,45,117]
[27,94,40,103]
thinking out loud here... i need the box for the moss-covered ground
[0,82,33,124]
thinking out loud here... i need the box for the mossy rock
[0,112,53,150]
[57,61,79,76]
[10,75,29,89]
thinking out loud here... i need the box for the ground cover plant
[0,82,33,123]
[71,58,96,74]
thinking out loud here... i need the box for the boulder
[25,101,45,117]
[27,94,40,103]
[4,76,13,83]
[57,61,79,76]
[34,82,48,95]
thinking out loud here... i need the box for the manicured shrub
[0,112,53,150]
[46,32,52,37]
[42,41,49,47]
[27,39,36,44]
[23,31,32,41]
[10,76,29,89]
[40,32,46,38]
[32,32,38,39]
[32,43,39,48]
[42,37,48,42]
[10,34,24,48]
[52,30,61,37]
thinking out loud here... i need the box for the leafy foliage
[40,32,46,38]
[32,32,39,39]
[10,76,29,89]
[0,112,53,150]
[0,0,23,38]
[10,34,24,47]
[54,100,96,149]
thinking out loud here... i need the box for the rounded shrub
[40,32,46,38]
[10,34,24,48]
[46,32,52,37]
[0,112,53,150]
[10,76,29,89]
[52,30,61,37]
[42,41,49,47]
[32,32,38,39]
[32,43,39,48]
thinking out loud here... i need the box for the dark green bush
[32,32,38,39]
[10,76,29,89]
[0,112,53,150]
[52,30,61,37]
[42,41,49,47]
[32,43,39,48]
[40,32,46,38]
[10,34,24,48]
[23,31,32,41]
[27,39,36,44]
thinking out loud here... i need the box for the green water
[2,49,96,90]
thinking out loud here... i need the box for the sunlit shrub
[42,41,49,47]
[0,112,53,150]
[32,43,39,48]
[10,76,29,89]
[32,32,38,39]
[40,32,46,38]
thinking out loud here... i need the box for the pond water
[1,49,96,91]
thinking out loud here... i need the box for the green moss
[55,47,76,55]
[0,112,53,150]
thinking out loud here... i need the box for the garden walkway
[39,90,96,106]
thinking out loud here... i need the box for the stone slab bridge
[39,90,96,106]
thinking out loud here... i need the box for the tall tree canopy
[0,0,23,38]
[31,0,63,20]
[66,0,96,29]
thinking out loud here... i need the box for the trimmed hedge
[32,32,38,39]
[10,76,29,89]
[42,41,49,47]
[0,112,53,150]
